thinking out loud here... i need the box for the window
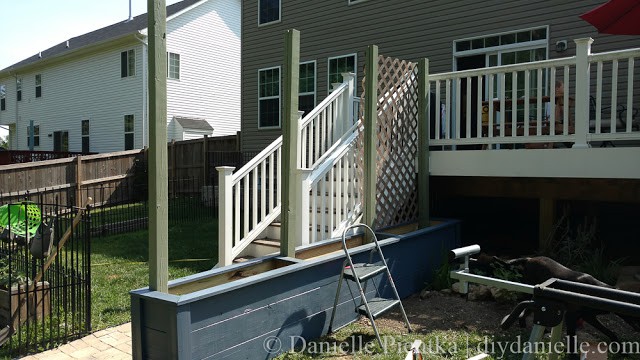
[35,74,42,98]
[81,120,90,153]
[328,54,356,93]
[53,131,68,152]
[259,0,280,25]
[167,52,180,80]
[16,78,21,102]
[258,67,280,128]
[454,27,549,121]
[27,125,40,147]
[124,115,134,150]
[121,49,136,78]
[299,61,316,116]
[0,84,5,111]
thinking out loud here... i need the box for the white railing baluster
[455,77,461,139]
[268,152,274,211]
[536,69,543,136]
[500,73,506,138]
[243,175,249,237]
[549,67,556,135]
[234,183,240,246]
[435,80,441,140]
[524,70,531,136]
[488,74,494,138]
[627,58,634,133]
[466,76,471,139]
[252,168,258,226]
[563,66,570,135]
[260,161,266,220]
[596,62,603,134]
[512,71,517,138]
[445,79,451,139]
[611,59,619,134]
[476,75,482,140]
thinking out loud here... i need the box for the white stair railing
[217,73,358,266]
[302,128,362,245]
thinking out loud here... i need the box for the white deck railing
[217,74,358,266]
[429,38,640,149]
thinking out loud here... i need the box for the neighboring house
[0,0,240,153]
[240,0,638,153]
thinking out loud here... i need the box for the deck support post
[217,166,235,266]
[363,45,378,233]
[573,38,593,149]
[295,169,312,246]
[418,58,430,228]
[281,29,300,258]
[147,0,168,293]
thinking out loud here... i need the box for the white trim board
[429,147,640,179]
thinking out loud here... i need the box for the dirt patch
[378,290,639,345]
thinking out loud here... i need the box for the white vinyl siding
[0,43,144,152]
[258,66,281,129]
[165,0,241,138]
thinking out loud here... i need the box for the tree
[0,134,7,149]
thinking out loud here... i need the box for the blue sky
[0,0,181,138]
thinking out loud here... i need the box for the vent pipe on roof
[38,51,42,58]
[66,40,70,48]
[126,0,133,22]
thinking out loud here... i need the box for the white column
[217,166,235,266]
[342,72,356,128]
[573,38,593,149]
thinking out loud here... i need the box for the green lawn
[90,219,218,330]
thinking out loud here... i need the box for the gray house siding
[241,0,639,153]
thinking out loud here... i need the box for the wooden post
[572,38,593,149]
[281,29,300,258]
[418,58,430,228]
[203,135,209,186]
[75,155,83,208]
[147,0,168,293]
[363,45,378,231]
[217,166,235,266]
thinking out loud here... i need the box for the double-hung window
[124,115,135,150]
[258,67,281,128]
[121,49,136,77]
[81,120,90,153]
[0,85,5,111]
[299,61,316,116]
[259,0,280,25]
[35,74,42,98]
[27,125,40,147]
[328,54,356,94]
[168,52,180,80]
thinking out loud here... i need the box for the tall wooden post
[281,29,300,258]
[217,166,235,266]
[148,0,168,293]
[573,38,593,149]
[418,58,430,228]
[363,45,378,231]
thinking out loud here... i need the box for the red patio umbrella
[580,0,640,35]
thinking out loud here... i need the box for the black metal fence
[0,198,91,357]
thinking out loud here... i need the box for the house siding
[241,0,640,153]
[0,42,144,153]
[0,0,241,153]
[166,0,241,139]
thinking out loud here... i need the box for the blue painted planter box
[130,219,460,359]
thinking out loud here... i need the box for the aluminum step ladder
[328,224,412,347]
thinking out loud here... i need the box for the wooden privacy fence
[0,133,241,207]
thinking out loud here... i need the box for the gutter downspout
[135,33,148,147]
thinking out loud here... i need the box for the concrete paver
[19,323,132,360]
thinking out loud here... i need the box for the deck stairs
[218,74,362,266]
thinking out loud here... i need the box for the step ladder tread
[357,298,400,319]
[344,264,387,282]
